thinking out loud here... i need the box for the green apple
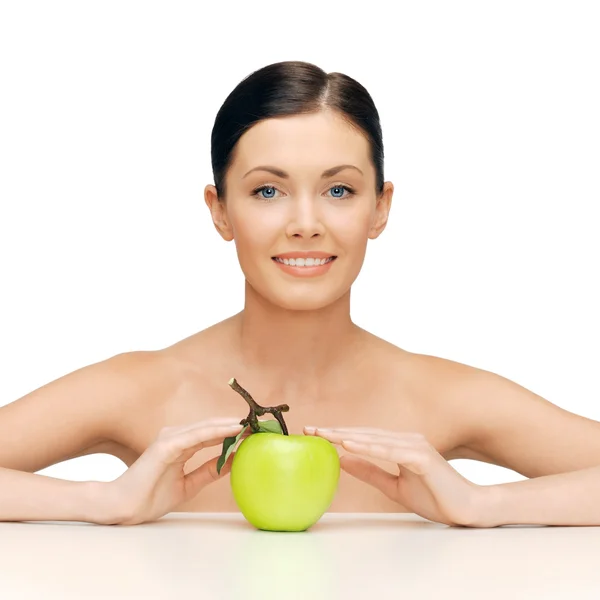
[230,432,340,532]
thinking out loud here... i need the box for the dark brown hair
[210,60,385,201]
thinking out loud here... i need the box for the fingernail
[304,426,316,433]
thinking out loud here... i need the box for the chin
[244,273,351,312]
[270,288,349,312]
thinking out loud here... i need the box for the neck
[233,280,361,390]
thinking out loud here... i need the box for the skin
[205,108,392,384]
[2,108,600,523]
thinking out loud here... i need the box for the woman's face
[205,109,393,311]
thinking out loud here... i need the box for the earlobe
[368,217,387,239]
[204,184,234,241]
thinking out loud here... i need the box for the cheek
[229,213,282,278]
[334,211,372,251]
[230,204,372,255]
[230,210,275,249]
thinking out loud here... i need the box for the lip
[272,256,336,278]
[272,251,337,260]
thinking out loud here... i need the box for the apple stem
[228,378,290,435]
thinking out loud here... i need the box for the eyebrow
[242,164,364,179]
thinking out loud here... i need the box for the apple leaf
[256,419,283,434]
[216,424,248,474]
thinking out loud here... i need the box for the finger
[178,433,243,462]
[183,453,235,499]
[181,424,249,452]
[179,424,254,464]
[304,426,422,439]
[179,427,253,462]
[342,440,428,474]
[344,440,478,520]
[155,424,245,463]
[338,432,420,446]
[340,454,398,501]
[304,426,396,435]
[311,429,419,447]
[168,417,244,435]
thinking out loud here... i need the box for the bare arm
[0,351,170,523]
[423,356,600,526]
[0,467,110,523]
[426,356,600,477]
[480,464,600,527]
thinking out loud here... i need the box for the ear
[368,181,394,240]
[204,184,234,241]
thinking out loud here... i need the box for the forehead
[232,111,370,174]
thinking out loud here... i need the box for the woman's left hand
[304,426,488,527]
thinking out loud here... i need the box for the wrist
[469,484,504,528]
[84,481,131,526]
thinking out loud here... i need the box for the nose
[284,193,326,239]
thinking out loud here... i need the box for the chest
[120,365,459,513]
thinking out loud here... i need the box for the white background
[0,1,598,487]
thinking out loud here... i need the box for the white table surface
[1,512,599,599]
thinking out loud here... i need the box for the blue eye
[251,184,356,202]
[329,185,349,198]
[254,185,278,201]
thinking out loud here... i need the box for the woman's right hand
[100,418,246,525]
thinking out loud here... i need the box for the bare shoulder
[395,349,600,475]
[400,350,539,406]
[360,332,482,390]
[388,349,542,459]
[391,349,501,411]
[0,349,178,473]
[362,335,499,447]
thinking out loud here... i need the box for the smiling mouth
[271,256,337,266]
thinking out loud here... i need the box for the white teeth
[274,257,334,267]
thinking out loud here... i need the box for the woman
[1,60,599,527]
